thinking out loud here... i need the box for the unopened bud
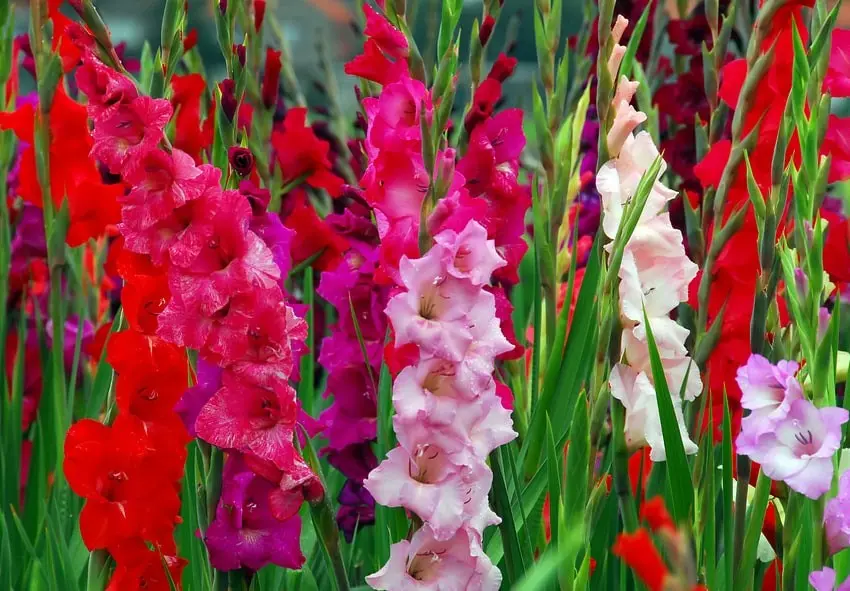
[233,44,246,67]
[218,79,237,121]
[261,48,282,109]
[253,0,267,32]
[479,15,495,46]
[228,147,255,177]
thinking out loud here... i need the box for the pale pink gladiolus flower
[366,526,501,591]
[610,364,698,461]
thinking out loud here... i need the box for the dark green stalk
[611,400,638,532]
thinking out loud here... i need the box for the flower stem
[612,399,638,532]
[731,455,751,569]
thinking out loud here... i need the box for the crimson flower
[283,192,349,270]
[271,107,345,197]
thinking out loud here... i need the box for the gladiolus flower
[810,568,850,591]
[366,526,501,590]
[825,470,850,555]
[205,455,305,571]
[271,107,345,197]
[738,398,848,499]
[612,529,668,591]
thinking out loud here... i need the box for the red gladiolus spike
[640,496,676,533]
[612,529,669,591]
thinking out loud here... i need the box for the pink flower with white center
[393,358,471,425]
[385,246,482,361]
[735,354,803,440]
[434,221,505,286]
[91,96,172,173]
[363,445,489,540]
[120,149,204,228]
[195,372,299,469]
[825,469,850,555]
[366,525,501,591]
[75,55,139,122]
[610,364,698,462]
[737,398,849,499]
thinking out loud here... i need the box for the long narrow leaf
[642,307,694,524]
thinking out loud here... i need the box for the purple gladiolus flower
[825,470,850,555]
[205,455,305,571]
[738,398,848,499]
[174,359,222,436]
[337,480,376,542]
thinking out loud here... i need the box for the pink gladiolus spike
[91,96,172,173]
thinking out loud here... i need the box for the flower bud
[434,149,455,199]
[218,79,237,121]
[253,0,267,32]
[229,147,255,177]
[218,0,227,15]
[232,44,246,67]
[488,53,517,83]
[479,15,495,46]
[183,29,198,53]
[261,48,282,109]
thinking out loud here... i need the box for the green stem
[732,455,751,570]
[612,399,639,532]
[310,495,351,591]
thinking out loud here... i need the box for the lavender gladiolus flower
[738,398,848,499]
[810,567,850,591]
[825,470,850,555]
[736,354,803,443]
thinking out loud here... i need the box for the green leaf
[735,471,771,588]
[491,448,527,585]
[522,237,602,478]
[642,307,694,524]
[563,392,589,528]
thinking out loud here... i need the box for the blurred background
[10,0,587,112]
